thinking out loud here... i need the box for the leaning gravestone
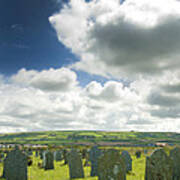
[145,149,173,180]
[43,151,54,170]
[89,146,102,176]
[98,149,126,180]
[2,147,28,180]
[121,151,132,172]
[67,149,84,179]
[54,150,63,161]
[170,147,180,180]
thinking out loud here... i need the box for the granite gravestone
[121,151,132,172]
[98,149,126,180]
[43,151,54,170]
[170,147,180,180]
[145,149,173,180]
[89,146,102,177]
[67,149,84,179]
[54,150,63,162]
[2,147,28,180]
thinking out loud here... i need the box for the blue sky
[0,0,75,74]
[0,0,180,132]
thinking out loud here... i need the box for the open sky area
[0,0,180,132]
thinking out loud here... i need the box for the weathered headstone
[144,149,148,155]
[89,146,102,177]
[43,151,54,170]
[145,149,173,180]
[54,150,63,161]
[39,150,44,159]
[121,151,132,172]
[68,149,84,179]
[135,151,141,158]
[35,151,39,157]
[2,147,28,180]
[98,149,126,180]
[63,149,68,165]
[170,147,180,180]
[82,149,87,159]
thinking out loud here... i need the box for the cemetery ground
[0,146,166,180]
[0,130,178,180]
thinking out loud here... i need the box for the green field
[0,131,179,145]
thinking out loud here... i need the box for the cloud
[147,92,180,107]
[85,80,139,103]
[0,68,180,132]
[49,0,180,77]
[11,68,78,92]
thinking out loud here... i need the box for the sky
[0,0,180,132]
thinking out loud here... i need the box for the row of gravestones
[1,146,129,180]
[2,146,180,180]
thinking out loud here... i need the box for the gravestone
[144,149,148,155]
[63,149,68,165]
[170,147,180,180]
[39,150,44,159]
[98,149,126,180]
[135,151,141,158]
[84,150,90,167]
[82,149,87,159]
[89,146,102,176]
[35,151,39,157]
[27,150,33,156]
[145,149,173,180]
[2,147,28,180]
[68,149,84,179]
[54,150,63,161]
[43,151,54,170]
[121,151,132,172]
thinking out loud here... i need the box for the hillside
[0,131,179,146]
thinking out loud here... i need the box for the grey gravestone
[121,151,132,172]
[39,150,44,159]
[90,146,102,177]
[135,151,141,158]
[35,151,39,157]
[82,149,87,159]
[98,149,126,180]
[43,151,54,170]
[63,149,68,165]
[2,147,28,180]
[84,150,90,167]
[54,150,63,161]
[170,147,180,180]
[144,149,148,155]
[68,149,84,179]
[145,149,173,180]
